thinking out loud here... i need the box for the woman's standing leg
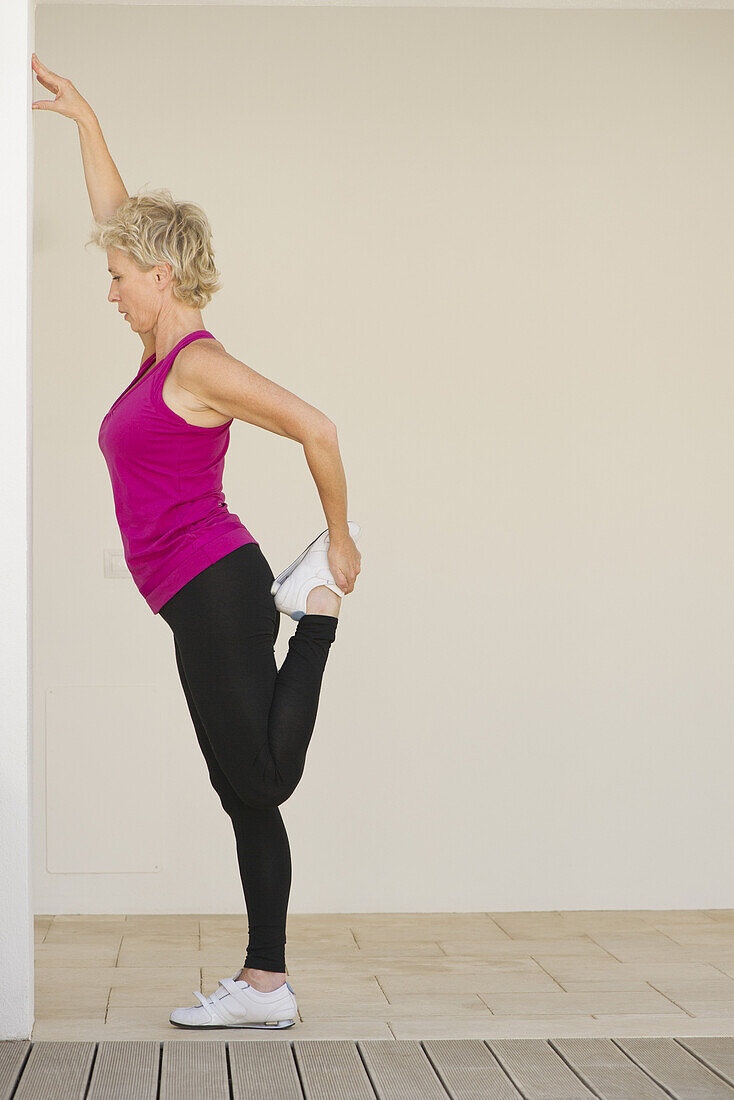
[159,541,339,973]
[171,637,292,973]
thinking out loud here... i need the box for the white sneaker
[271,521,362,621]
[169,975,297,1030]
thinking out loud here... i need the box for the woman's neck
[153,310,206,362]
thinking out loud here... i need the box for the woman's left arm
[175,342,362,594]
[302,432,361,594]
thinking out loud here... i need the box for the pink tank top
[98,329,258,613]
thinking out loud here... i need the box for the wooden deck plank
[229,1040,304,1100]
[551,1037,672,1098]
[358,1040,450,1098]
[293,1040,377,1099]
[488,1039,597,1099]
[421,1039,524,1098]
[86,1041,159,1100]
[159,1040,229,1100]
[12,1041,95,1100]
[615,1038,734,1098]
[6,1035,734,1097]
[0,1040,31,1100]
[677,1038,734,1089]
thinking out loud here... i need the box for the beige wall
[34,6,734,915]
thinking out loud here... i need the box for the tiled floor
[32,910,734,1041]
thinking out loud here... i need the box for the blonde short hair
[86,187,222,309]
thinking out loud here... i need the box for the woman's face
[106,247,168,333]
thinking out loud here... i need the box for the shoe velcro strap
[220,977,246,998]
[220,977,268,1014]
[193,989,228,1025]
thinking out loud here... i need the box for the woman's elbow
[299,417,336,447]
[308,416,337,443]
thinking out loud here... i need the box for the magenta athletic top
[98,329,258,614]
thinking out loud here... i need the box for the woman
[32,53,362,1031]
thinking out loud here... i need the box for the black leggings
[158,541,338,972]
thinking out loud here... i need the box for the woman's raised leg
[159,542,338,809]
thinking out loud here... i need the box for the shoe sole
[169,1017,296,1030]
[270,529,328,595]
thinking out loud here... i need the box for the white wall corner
[0,0,35,1041]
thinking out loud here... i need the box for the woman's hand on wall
[32,54,129,224]
[31,54,93,124]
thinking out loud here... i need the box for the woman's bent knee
[235,779,297,810]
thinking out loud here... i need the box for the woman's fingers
[31,98,61,112]
[31,53,62,94]
[31,54,63,111]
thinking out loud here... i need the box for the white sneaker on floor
[271,521,362,621]
[169,975,297,1030]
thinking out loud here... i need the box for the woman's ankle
[236,966,287,991]
[305,585,341,617]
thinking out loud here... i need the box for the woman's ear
[154,262,173,287]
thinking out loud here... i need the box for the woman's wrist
[75,104,98,131]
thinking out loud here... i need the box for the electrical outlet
[104,549,130,578]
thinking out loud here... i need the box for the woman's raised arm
[31,53,128,224]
